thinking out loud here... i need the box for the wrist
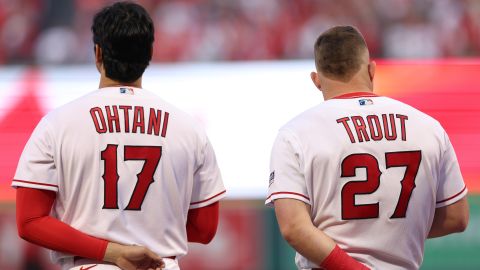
[320,245,369,270]
[103,242,122,264]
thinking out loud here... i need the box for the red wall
[375,60,480,192]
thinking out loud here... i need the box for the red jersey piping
[436,185,467,204]
[267,191,310,201]
[190,190,226,205]
[332,92,379,99]
[12,179,59,188]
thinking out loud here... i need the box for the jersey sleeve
[12,117,59,192]
[265,130,310,207]
[190,137,226,209]
[435,132,467,208]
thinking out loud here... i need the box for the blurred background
[0,0,479,269]
[3,0,480,64]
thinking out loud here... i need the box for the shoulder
[41,90,99,124]
[275,104,326,151]
[149,93,206,133]
[141,89,209,141]
[279,102,328,135]
[148,92,199,124]
[381,96,444,130]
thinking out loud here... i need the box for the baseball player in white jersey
[13,3,225,270]
[266,26,469,270]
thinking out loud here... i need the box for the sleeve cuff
[189,190,226,209]
[96,239,109,261]
[436,185,467,208]
[265,191,310,207]
[11,179,59,192]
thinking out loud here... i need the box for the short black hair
[92,2,154,83]
[314,26,368,82]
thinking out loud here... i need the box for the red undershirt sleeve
[16,187,108,260]
[186,202,219,244]
[320,245,370,270]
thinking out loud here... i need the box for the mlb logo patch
[359,98,373,106]
[120,87,135,95]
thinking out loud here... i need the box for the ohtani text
[90,105,169,137]
[336,114,407,143]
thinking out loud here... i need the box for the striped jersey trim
[332,92,379,99]
[266,191,310,201]
[12,179,58,188]
[190,190,226,205]
[436,185,467,204]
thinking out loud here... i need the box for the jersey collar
[332,92,379,99]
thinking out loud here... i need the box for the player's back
[37,87,223,263]
[276,92,466,269]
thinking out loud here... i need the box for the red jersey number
[341,151,421,220]
[101,144,162,210]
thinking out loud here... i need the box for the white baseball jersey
[266,92,467,270]
[12,87,226,267]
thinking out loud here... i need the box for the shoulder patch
[269,171,275,186]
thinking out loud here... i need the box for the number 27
[341,151,422,220]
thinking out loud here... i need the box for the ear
[95,44,102,63]
[310,71,322,90]
[368,60,376,82]
[94,44,103,73]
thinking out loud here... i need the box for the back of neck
[322,87,373,100]
[99,75,142,89]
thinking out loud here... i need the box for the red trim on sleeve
[267,191,310,201]
[13,179,58,188]
[16,188,108,260]
[436,185,467,204]
[332,92,379,99]
[190,190,226,205]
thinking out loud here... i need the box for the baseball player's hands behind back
[104,242,165,270]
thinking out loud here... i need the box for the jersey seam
[42,117,60,189]
[281,128,306,173]
[42,116,57,154]
[440,129,448,163]
[278,129,309,202]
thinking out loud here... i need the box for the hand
[103,242,165,270]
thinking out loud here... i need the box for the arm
[274,198,335,263]
[16,187,164,270]
[428,197,469,238]
[187,202,219,244]
[274,198,368,270]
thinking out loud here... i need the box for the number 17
[101,144,162,211]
